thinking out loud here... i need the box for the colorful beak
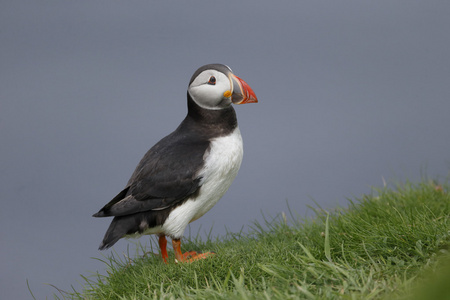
[229,74,258,104]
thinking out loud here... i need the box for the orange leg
[172,238,215,263]
[159,235,169,263]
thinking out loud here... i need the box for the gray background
[1,1,450,299]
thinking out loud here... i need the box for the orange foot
[158,235,215,263]
[173,239,215,263]
[181,250,215,262]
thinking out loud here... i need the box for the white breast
[161,127,244,238]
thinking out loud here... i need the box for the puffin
[93,64,257,263]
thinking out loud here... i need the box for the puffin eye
[208,76,216,85]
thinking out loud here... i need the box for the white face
[188,70,232,110]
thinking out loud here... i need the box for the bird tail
[92,211,107,218]
[98,216,135,250]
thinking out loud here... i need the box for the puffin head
[188,64,258,110]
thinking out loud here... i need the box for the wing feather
[93,129,209,218]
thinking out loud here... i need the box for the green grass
[59,180,450,299]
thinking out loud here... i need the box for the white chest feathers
[161,127,244,238]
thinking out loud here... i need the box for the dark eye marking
[208,76,216,85]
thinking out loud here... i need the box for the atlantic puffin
[93,64,257,263]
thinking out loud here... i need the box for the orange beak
[229,74,258,104]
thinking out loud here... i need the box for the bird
[93,64,258,263]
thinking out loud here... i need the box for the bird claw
[174,251,215,263]
[182,250,199,259]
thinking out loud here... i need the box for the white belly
[161,127,244,238]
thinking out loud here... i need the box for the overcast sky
[1,1,450,299]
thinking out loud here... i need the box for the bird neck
[185,92,238,131]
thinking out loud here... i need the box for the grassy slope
[64,181,449,299]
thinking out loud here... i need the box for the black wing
[93,129,210,218]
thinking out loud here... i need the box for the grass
[56,180,450,299]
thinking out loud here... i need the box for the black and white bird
[93,64,257,263]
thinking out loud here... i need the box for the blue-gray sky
[1,1,450,298]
